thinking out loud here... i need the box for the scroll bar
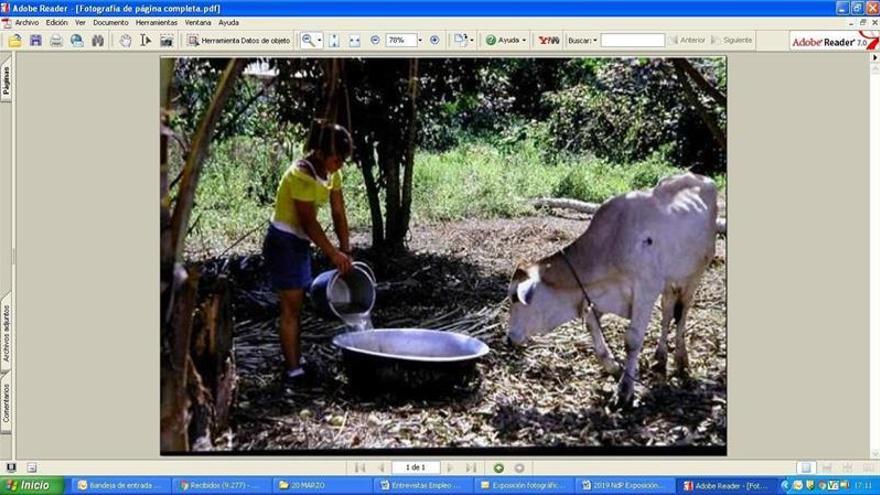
[870,56,879,460]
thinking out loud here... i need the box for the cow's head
[506,262,582,346]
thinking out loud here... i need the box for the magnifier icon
[302,33,314,47]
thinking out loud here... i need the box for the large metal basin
[332,329,490,393]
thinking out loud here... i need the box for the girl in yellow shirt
[262,121,354,384]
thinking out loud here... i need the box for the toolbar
[0,1,856,18]
[0,29,761,51]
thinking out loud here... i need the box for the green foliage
[542,58,726,174]
[185,136,704,251]
[552,151,680,204]
[171,59,283,141]
[171,57,728,252]
[181,136,289,248]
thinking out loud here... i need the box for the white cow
[507,173,718,406]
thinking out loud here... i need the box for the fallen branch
[532,197,601,214]
[533,197,727,235]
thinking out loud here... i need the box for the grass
[181,136,725,253]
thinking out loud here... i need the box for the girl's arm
[330,189,351,254]
[294,199,352,273]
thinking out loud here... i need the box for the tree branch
[672,58,727,109]
[170,59,247,263]
[670,60,727,152]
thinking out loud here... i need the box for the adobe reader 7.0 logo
[861,30,880,50]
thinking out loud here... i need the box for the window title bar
[0,0,849,17]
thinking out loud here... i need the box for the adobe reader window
[0,0,879,493]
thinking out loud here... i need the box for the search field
[600,33,665,48]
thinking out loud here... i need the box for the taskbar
[0,476,876,495]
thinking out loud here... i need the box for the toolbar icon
[453,32,470,47]
[348,33,360,48]
[186,33,199,47]
[485,34,497,46]
[70,33,83,47]
[29,34,40,46]
[299,31,323,49]
[328,33,339,48]
[7,33,21,48]
[537,34,561,45]
[119,33,131,48]
[50,33,61,47]
[160,33,174,47]
[92,34,104,47]
[370,34,380,45]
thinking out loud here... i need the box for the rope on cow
[557,248,645,391]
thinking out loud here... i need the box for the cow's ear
[516,278,537,305]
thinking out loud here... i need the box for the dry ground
[217,213,726,452]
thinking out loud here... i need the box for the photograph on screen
[159,57,728,455]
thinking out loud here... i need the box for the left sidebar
[0,49,13,461]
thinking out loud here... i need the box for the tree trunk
[381,137,402,249]
[160,266,198,452]
[189,275,236,450]
[160,58,246,453]
[398,59,419,248]
[359,139,385,247]
[670,59,726,153]
[673,58,727,109]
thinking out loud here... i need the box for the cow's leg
[616,288,659,406]
[652,290,676,379]
[583,307,620,376]
[673,287,697,376]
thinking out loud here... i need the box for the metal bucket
[309,262,376,327]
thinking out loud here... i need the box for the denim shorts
[262,224,313,291]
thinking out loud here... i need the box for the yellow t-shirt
[271,160,342,234]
